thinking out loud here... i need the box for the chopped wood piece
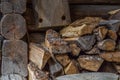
[31,0,71,29]
[64,60,79,75]
[1,2,12,14]
[60,17,103,38]
[85,45,100,54]
[108,30,117,40]
[69,43,81,56]
[113,63,120,73]
[29,33,45,44]
[94,26,108,41]
[45,29,70,54]
[77,55,104,71]
[29,43,51,70]
[97,39,116,51]
[100,52,120,62]
[48,59,63,77]
[99,20,120,32]
[109,9,120,20]
[2,40,28,77]
[1,14,27,40]
[1,74,27,80]
[28,62,49,80]
[1,0,27,14]
[55,54,71,67]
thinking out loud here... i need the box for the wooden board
[31,0,71,30]
[69,0,120,4]
[70,5,120,21]
[2,40,28,77]
[1,74,26,80]
[1,0,27,14]
[1,14,27,40]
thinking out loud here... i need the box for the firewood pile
[28,17,120,80]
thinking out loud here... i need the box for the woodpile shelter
[0,0,120,80]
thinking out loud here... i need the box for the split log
[97,39,116,51]
[29,43,51,70]
[48,58,63,77]
[77,55,104,71]
[1,74,26,80]
[2,40,28,77]
[1,2,12,14]
[31,0,71,30]
[107,30,117,40]
[113,63,120,73]
[69,43,81,56]
[1,14,27,40]
[100,51,120,62]
[94,26,108,41]
[109,9,120,20]
[1,0,27,14]
[45,29,70,54]
[99,20,120,32]
[55,54,71,67]
[85,45,100,55]
[60,17,103,38]
[64,60,79,75]
[29,33,45,44]
[28,62,49,80]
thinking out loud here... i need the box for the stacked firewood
[0,0,28,80]
[29,16,120,79]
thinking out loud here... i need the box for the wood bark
[2,40,28,77]
[1,14,27,40]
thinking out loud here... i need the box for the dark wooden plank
[30,0,71,30]
[1,14,27,40]
[69,0,120,4]
[1,74,27,80]
[2,40,28,77]
[70,5,120,21]
[1,0,27,14]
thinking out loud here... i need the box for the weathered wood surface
[2,40,28,77]
[56,73,119,80]
[31,0,71,30]
[70,5,120,21]
[28,62,49,80]
[29,43,51,70]
[77,55,104,71]
[1,14,26,40]
[1,0,27,14]
[69,0,120,4]
[1,74,26,80]
[45,29,70,54]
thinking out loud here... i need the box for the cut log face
[45,29,70,54]
[2,40,28,77]
[31,0,71,29]
[1,0,26,14]
[55,54,71,67]
[1,2,12,14]
[1,74,27,80]
[108,30,117,40]
[48,59,63,77]
[1,14,26,40]
[100,52,120,62]
[77,55,104,71]
[69,43,81,56]
[94,26,108,41]
[97,39,116,51]
[29,43,51,70]
[99,20,120,32]
[28,62,49,80]
[64,60,79,75]
[77,35,96,51]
